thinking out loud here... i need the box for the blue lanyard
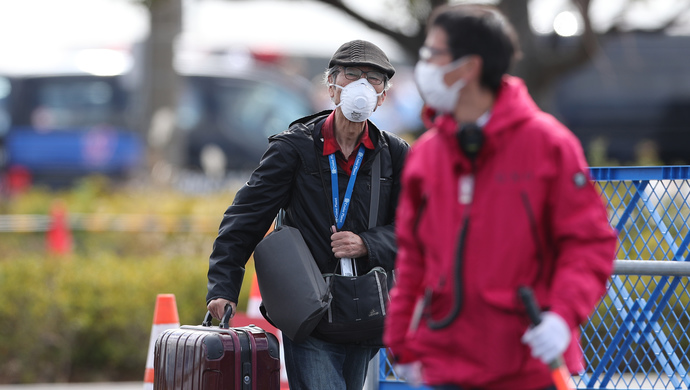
[329,145,365,230]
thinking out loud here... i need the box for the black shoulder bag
[315,151,391,345]
[254,216,331,344]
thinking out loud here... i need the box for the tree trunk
[142,0,183,173]
[499,0,597,112]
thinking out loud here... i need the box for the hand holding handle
[202,304,234,328]
[518,286,574,390]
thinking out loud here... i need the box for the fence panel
[379,166,690,390]
[577,167,690,390]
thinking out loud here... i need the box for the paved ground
[0,383,142,390]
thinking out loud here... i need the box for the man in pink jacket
[383,4,617,390]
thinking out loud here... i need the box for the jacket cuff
[388,346,416,364]
[358,233,376,264]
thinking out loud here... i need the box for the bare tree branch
[315,0,426,54]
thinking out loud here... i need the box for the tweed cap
[328,40,395,79]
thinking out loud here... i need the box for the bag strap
[275,209,285,229]
[368,151,381,229]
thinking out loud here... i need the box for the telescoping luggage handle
[202,305,233,328]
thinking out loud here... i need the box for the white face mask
[414,57,468,113]
[331,79,383,122]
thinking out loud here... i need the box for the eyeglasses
[341,67,386,85]
[419,46,451,61]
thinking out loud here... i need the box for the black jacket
[207,110,410,304]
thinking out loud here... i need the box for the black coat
[206,110,410,304]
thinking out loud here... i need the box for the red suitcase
[153,311,281,390]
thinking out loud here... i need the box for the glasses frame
[339,67,386,86]
[419,46,451,61]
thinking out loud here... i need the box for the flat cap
[329,40,395,79]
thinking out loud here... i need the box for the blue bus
[0,71,144,186]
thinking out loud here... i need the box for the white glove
[521,311,571,365]
[394,362,423,387]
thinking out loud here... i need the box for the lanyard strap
[329,145,365,230]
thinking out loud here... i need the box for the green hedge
[0,178,254,384]
[0,253,254,384]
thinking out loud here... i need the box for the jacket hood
[435,76,539,138]
[485,75,540,134]
[431,75,540,167]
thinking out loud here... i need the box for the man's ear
[328,74,338,102]
[329,84,336,101]
[376,90,387,108]
[464,55,483,81]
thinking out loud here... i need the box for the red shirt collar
[321,111,375,174]
[322,111,375,155]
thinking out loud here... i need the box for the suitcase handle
[202,305,233,328]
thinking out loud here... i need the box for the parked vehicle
[176,59,316,173]
[4,73,143,184]
[0,49,144,186]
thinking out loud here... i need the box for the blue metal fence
[379,166,690,390]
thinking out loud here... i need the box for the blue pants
[283,334,379,390]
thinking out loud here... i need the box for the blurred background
[0,0,689,385]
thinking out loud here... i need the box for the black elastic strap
[369,152,381,229]
[236,329,252,390]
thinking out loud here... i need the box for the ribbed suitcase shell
[154,324,280,390]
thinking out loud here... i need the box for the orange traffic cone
[246,273,289,389]
[46,201,72,255]
[247,272,263,319]
[144,294,180,390]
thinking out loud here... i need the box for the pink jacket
[384,76,617,389]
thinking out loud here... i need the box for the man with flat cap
[207,40,409,389]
